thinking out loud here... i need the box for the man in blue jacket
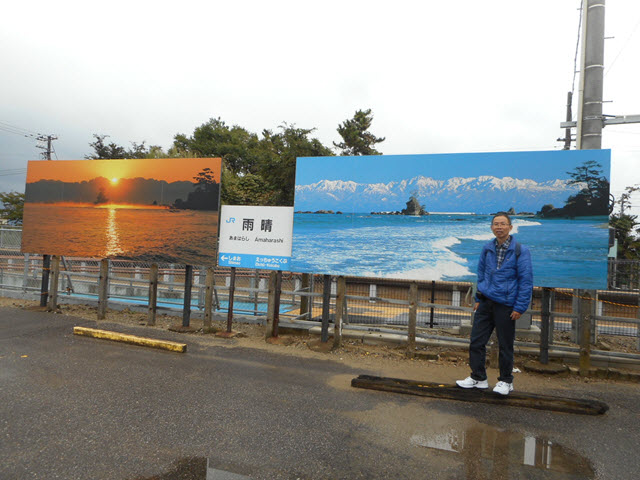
[457,212,533,395]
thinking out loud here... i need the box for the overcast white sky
[1,0,639,213]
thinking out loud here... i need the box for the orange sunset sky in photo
[26,158,222,184]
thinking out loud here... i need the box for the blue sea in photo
[290,213,609,289]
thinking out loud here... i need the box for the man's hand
[510,311,521,321]
[474,302,479,311]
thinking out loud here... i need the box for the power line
[0,120,41,138]
[0,169,27,177]
[0,125,38,139]
[571,0,584,100]
[605,14,640,77]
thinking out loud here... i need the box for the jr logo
[226,217,236,223]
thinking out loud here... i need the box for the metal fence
[608,259,640,291]
[1,227,639,351]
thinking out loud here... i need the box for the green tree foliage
[221,171,273,206]
[86,135,166,159]
[173,119,334,206]
[334,108,385,156]
[259,124,334,205]
[610,185,640,259]
[87,110,383,206]
[0,192,24,224]
[173,167,220,211]
[610,214,640,259]
[564,160,610,215]
[173,118,264,175]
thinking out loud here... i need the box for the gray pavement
[1,306,639,479]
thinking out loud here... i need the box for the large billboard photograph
[22,158,221,265]
[292,150,611,289]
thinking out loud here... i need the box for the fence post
[47,255,60,310]
[578,289,592,376]
[571,289,580,343]
[204,267,215,331]
[308,274,315,320]
[334,276,346,349]
[299,273,310,317]
[147,264,158,326]
[183,265,193,328]
[539,288,551,364]
[549,289,556,345]
[272,270,282,338]
[39,254,51,307]
[197,266,206,310]
[429,280,436,327]
[252,270,260,316]
[636,293,640,352]
[592,290,599,345]
[321,274,331,343]
[225,266,236,333]
[265,270,277,339]
[97,259,109,320]
[407,282,418,356]
[23,253,30,292]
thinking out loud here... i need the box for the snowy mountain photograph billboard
[292,150,611,289]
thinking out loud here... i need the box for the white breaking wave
[373,261,474,281]
[432,236,461,249]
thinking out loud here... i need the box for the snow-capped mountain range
[294,175,582,214]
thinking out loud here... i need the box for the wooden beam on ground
[73,327,186,353]
[351,375,609,416]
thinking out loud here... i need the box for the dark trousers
[469,297,516,384]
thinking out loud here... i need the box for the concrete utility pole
[576,0,606,150]
[35,133,57,306]
[562,0,640,145]
[36,134,58,160]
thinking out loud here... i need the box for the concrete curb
[567,366,640,382]
[73,326,187,353]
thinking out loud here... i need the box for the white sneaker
[456,376,489,389]
[493,381,514,395]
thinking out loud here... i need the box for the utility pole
[576,0,605,150]
[36,134,58,160]
[35,134,57,306]
[561,1,640,145]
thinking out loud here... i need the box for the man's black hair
[492,212,512,225]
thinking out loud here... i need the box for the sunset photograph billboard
[22,158,221,265]
[292,149,611,289]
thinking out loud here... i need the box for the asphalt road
[1,306,639,479]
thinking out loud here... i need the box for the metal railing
[1,227,639,352]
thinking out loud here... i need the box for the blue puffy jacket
[475,236,533,314]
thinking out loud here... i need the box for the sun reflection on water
[106,208,124,256]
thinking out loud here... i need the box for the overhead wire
[604,14,640,77]
[0,121,41,138]
[570,0,584,100]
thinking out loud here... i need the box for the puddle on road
[411,424,594,479]
[132,457,252,480]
